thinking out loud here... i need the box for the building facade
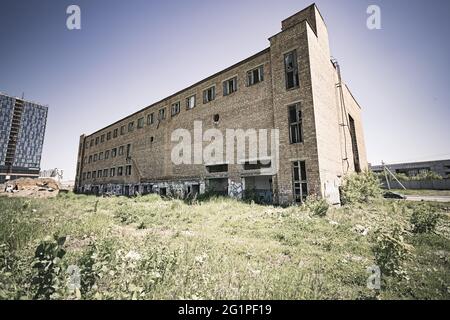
[74,4,368,205]
[371,160,450,179]
[0,93,48,183]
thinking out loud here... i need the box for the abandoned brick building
[74,4,367,205]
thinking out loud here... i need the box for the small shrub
[31,235,67,299]
[372,226,412,278]
[341,171,383,205]
[410,204,440,234]
[304,195,329,217]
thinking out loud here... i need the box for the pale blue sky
[0,0,449,180]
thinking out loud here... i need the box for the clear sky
[1,0,449,180]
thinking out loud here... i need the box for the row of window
[83,165,132,180]
[85,144,131,164]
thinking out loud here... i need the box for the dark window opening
[223,77,237,96]
[284,50,299,90]
[206,164,228,173]
[120,126,125,135]
[213,114,220,123]
[288,104,303,144]
[186,95,196,109]
[138,117,144,129]
[147,113,154,125]
[126,144,131,158]
[244,160,271,171]
[348,115,361,173]
[247,66,264,86]
[117,166,123,176]
[171,102,181,116]
[203,86,216,103]
[158,108,166,120]
[293,160,308,203]
[113,129,118,138]
[128,122,135,132]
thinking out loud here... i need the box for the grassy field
[0,193,449,300]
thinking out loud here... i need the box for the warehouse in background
[0,92,48,183]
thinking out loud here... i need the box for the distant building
[0,92,48,183]
[370,159,450,179]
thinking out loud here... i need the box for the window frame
[284,50,300,90]
[292,160,308,204]
[223,77,238,96]
[247,65,264,86]
[203,86,216,104]
[288,103,303,144]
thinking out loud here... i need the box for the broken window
[95,137,99,145]
[92,171,97,179]
[288,103,303,144]
[247,66,264,86]
[112,148,117,158]
[98,170,102,178]
[110,168,115,177]
[90,139,94,147]
[292,160,308,203]
[186,95,196,109]
[147,113,154,125]
[348,115,361,173]
[138,117,144,129]
[93,154,98,162]
[120,125,125,135]
[206,164,228,173]
[171,102,181,116]
[99,152,104,160]
[117,166,123,176]
[223,77,237,96]
[101,134,105,143]
[88,155,92,163]
[118,146,124,156]
[284,50,299,90]
[203,86,216,103]
[113,129,118,138]
[125,165,132,176]
[128,121,135,132]
[158,108,166,120]
[126,144,131,158]
[105,150,110,159]
[244,160,271,171]
[103,169,108,177]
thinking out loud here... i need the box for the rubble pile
[1,178,61,198]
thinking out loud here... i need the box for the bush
[372,226,412,278]
[341,171,383,205]
[410,204,440,234]
[304,195,329,217]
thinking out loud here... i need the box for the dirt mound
[1,178,61,198]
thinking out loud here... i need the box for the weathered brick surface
[75,4,368,205]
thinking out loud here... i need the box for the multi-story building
[0,92,48,183]
[371,160,450,179]
[75,4,368,205]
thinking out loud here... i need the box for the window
[288,104,303,144]
[87,172,91,179]
[247,66,264,86]
[171,102,181,116]
[113,129,118,138]
[292,161,308,203]
[84,156,87,164]
[158,108,166,120]
[112,148,117,158]
[103,169,108,177]
[117,166,123,176]
[99,152,104,160]
[98,170,102,178]
[128,121,135,132]
[88,155,92,163]
[82,172,86,180]
[186,95,196,109]
[203,86,216,103]
[138,117,144,129]
[284,50,299,89]
[348,115,361,173]
[125,165,132,176]
[244,160,271,171]
[206,164,228,173]
[101,134,105,143]
[110,168,116,177]
[126,144,131,158]
[213,114,220,124]
[105,150,110,159]
[107,132,111,140]
[92,171,97,179]
[118,146,124,156]
[223,77,237,96]
[93,154,98,162]
[147,113,154,125]
[120,125,125,135]
[95,137,99,145]
[90,139,94,147]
